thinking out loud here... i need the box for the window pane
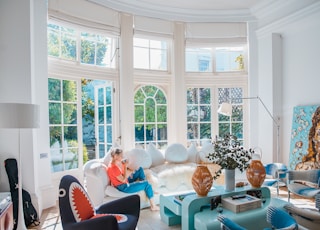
[216,47,244,72]
[106,126,112,142]
[146,124,156,141]
[99,126,105,142]
[63,80,77,102]
[157,125,167,140]
[150,40,164,49]
[219,123,230,137]
[187,87,212,145]
[65,127,78,146]
[200,106,211,122]
[81,39,95,64]
[49,103,61,124]
[50,126,62,146]
[188,123,199,140]
[134,47,149,69]
[146,99,155,122]
[48,78,61,101]
[48,22,116,68]
[134,89,145,103]
[134,37,168,71]
[157,106,167,122]
[47,24,60,57]
[134,85,167,148]
[134,38,149,47]
[98,107,104,124]
[135,124,145,142]
[150,49,167,70]
[51,149,63,172]
[187,106,198,122]
[185,48,212,72]
[63,103,77,124]
[218,87,244,140]
[199,88,210,104]
[61,29,76,61]
[135,105,144,122]
[106,106,112,124]
[200,123,211,139]
[232,123,243,139]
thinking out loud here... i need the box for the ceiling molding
[88,0,258,22]
[256,1,320,38]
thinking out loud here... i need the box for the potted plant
[207,134,253,191]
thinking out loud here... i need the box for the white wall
[0,0,55,215]
[255,2,320,165]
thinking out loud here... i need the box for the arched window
[134,85,168,149]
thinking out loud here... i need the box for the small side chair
[287,169,320,202]
[263,163,288,196]
[59,175,140,230]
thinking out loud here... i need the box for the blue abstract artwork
[289,105,320,170]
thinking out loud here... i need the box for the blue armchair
[59,175,140,230]
[266,206,298,230]
[216,206,297,230]
[217,214,247,230]
[287,169,320,202]
[284,193,320,229]
[263,163,287,196]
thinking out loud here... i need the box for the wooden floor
[28,186,315,230]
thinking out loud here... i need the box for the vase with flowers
[207,134,253,191]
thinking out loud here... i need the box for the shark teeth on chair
[69,182,95,222]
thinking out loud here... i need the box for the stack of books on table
[221,194,261,213]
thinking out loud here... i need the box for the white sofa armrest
[83,159,108,207]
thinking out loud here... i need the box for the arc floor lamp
[0,103,40,230]
[218,96,280,162]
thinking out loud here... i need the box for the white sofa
[83,143,203,208]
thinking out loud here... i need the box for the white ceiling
[89,0,266,22]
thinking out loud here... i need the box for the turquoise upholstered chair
[217,206,298,230]
[287,169,320,202]
[217,214,247,230]
[263,163,288,196]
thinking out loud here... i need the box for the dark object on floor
[59,175,140,230]
[4,158,40,229]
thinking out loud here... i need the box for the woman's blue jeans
[116,167,154,199]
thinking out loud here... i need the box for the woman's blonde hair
[110,147,123,157]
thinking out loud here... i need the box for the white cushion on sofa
[187,143,198,163]
[199,142,214,163]
[147,143,165,167]
[127,148,152,169]
[165,143,188,163]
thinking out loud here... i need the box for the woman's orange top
[107,163,128,187]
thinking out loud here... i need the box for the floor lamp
[218,96,280,162]
[0,103,40,230]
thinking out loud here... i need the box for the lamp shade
[0,103,40,129]
[217,102,232,116]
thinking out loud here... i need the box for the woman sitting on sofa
[106,147,159,211]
